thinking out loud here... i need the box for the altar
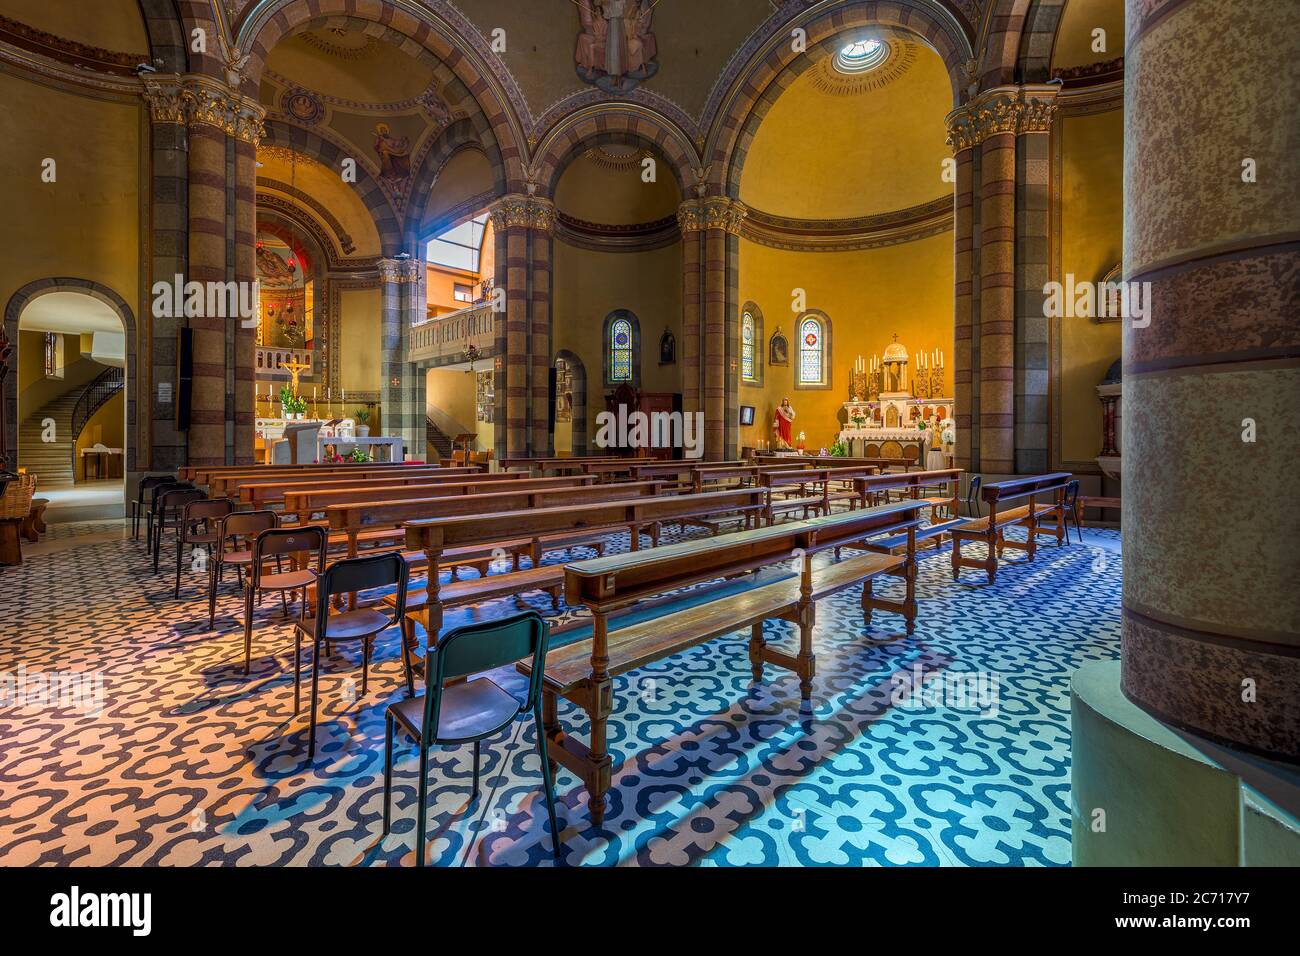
[839,335,955,465]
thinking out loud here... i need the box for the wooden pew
[950,472,1072,584]
[852,468,962,513]
[208,466,478,500]
[760,467,834,524]
[579,458,660,482]
[516,498,929,824]
[181,460,467,484]
[499,455,648,476]
[281,475,596,519]
[240,470,543,510]
[401,488,768,638]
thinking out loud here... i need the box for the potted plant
[829,439,849,457]
[347,446,372,463]
[353,407,370,438]
[279,384,294,419]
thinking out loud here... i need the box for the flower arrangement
[347,446,372,463]
[353,408,370,424]
[940,417,956,447]
[279,385,307,418]
[829,439,849,457]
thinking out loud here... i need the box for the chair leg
[416,741,430,867]
[399,616,416,699]
[174,534,184,598]
[208,560,219,629]
[243,584,255,675]
[361,635,372,697]
[294,627,303,715]
[382,711,395,836]
[307,636,322,761]
[471,739,481,799]
[535,708,561,859]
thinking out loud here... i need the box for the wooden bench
[401,488,767,636]
[280,475,596,520]
[206,465,480,500]
[515,498,930,824]
[951,472,1072,584]
[1078,494,1121,525]
[499,455,651,477]
[180,460,454,484]
[21,497,49,543]
[241,470,551,511]
[761,467,834,524]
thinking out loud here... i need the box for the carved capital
[489,194,556,233]
[378,258,423,284]
[142,74,267,145]
[945,85,1059,152]
[703,197,749,235]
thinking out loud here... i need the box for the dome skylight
[834,38,888,74]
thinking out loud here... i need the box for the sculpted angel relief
[576,0,658,94]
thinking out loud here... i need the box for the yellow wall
[737,230,954,450]
[1057,107,1123,466]
[1052,0,1125,71]
[0,71,142,335]
[551,240,684,443]
[337,287,382,401]
[0,1,148,55]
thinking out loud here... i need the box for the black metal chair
[132,475,174,540]
[152,487,205,572]
[209,510,278,629]
[298,552,409,760]
[174,498,234,598]
[243,525,327,680]
[145,480,190,556]
[963,474,983,518]
[383,609,560,866]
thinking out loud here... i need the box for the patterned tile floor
[0,517,1122,866]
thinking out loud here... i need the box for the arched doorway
[4,280,136,520]
[553,350,587,456]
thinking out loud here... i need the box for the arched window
[795,311,832,390]
[740,301,764,387]
[603,310,641,387]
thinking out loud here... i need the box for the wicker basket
[0,472,36,520]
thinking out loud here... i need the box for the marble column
[946,113,978,472]
[678,200,704,424]
[701,197,747,461]
[528,199,556,457]
[489,197,530,459]
[378,257,424,459]
[1121,0,1300,761]
[977,101,1018,475]
[232,138,258,465]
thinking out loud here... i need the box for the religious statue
[373,123,411,185]
[576,0,658,95]
[772,398,796,450]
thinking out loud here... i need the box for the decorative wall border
[741,197,954,252]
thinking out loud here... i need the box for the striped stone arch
[532,107,700,198]
[260,120,403,257]
[980,0,1070,86]
[233,0,525,189]
[708,0,973,199]
[403,119,505,249]
[3,278,139,473]
[137,0,189,72]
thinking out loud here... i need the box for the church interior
[0,0,1296,890]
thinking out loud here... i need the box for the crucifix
[282,358,311,396]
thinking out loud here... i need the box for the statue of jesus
[772,397,795,450]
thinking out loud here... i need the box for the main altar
[840,335,955,466]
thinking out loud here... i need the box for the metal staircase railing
[69,366,124,471]
[426,417,453,459]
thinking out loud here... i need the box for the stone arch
[235,0,525,189]
[553,349,588,456]
[261,120,403,257]
[403,119,505,250]
[709,0,973,198]
[533,107,699,198]
[1016,0,1070,82]
[979,0,1073,87]
[715,2,972,200]
[3,278,139,474]
[137,0,189,72]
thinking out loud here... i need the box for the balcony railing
[256,347,313,378]
[409,302,496,365]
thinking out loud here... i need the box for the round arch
[234,0,525,189]
[532,106,700,198]
[708,0,973,198]
[403,120,505,249]
[3,278,138,475]
[553,349,588,456]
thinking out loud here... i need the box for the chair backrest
[314,551,408,631]
[160,487,206,515]
[1065,479,1080,511]
[183,497,233,525]
[252,526,327,586]
[423,610,549,742]
[137,475,174,505]
[217,510,278,555]
[965,474,982,518]
[150,480,191,512]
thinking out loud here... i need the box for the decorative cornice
[555,213,680,253]
[488,194,556,234]
[256,182,357,256]
[1053,56,1124,87]
[0,14,146,77]
[740,197,954,252]
[143,74,267,145]
[945,84,1058,152]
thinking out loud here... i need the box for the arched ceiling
[421,148,497,236]
[554,147,681,225]
[256,148,383,259]
[18,291,123,335]
[1052,0,1125,71]
[739,41,953,220]
[0,0,147,56]
[264,26,434,103]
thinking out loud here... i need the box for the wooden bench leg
[548,585,561,611]
[985,531,998,585]
[542,689,561,777]
[950,533,962,581]
[796,607,816,704]
[861,577,873,625]
[748,622,765,682]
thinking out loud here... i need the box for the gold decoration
[809,41,916,96]
[944,85,1058,153]
[142,74,266,145]
[488,195,556,233]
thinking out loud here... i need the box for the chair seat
[300,607,392,640]
[222,550,253,565]
[260,568,316,591]
[388,677,520,744]
[183,531,219,545]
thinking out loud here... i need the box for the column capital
[488,194,556,233]
[945,84,1059,153]
[142,73,267,145]
[377,257,423,284]
[677,199,705,234]
[703,196,749,235]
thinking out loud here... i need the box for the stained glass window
[741,311,755,382]
[610,317,633,383]
[799,317,823,386]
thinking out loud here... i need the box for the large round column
[977,100,1017,475]
[1122,0,1299,760]
[945,112,977,472]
